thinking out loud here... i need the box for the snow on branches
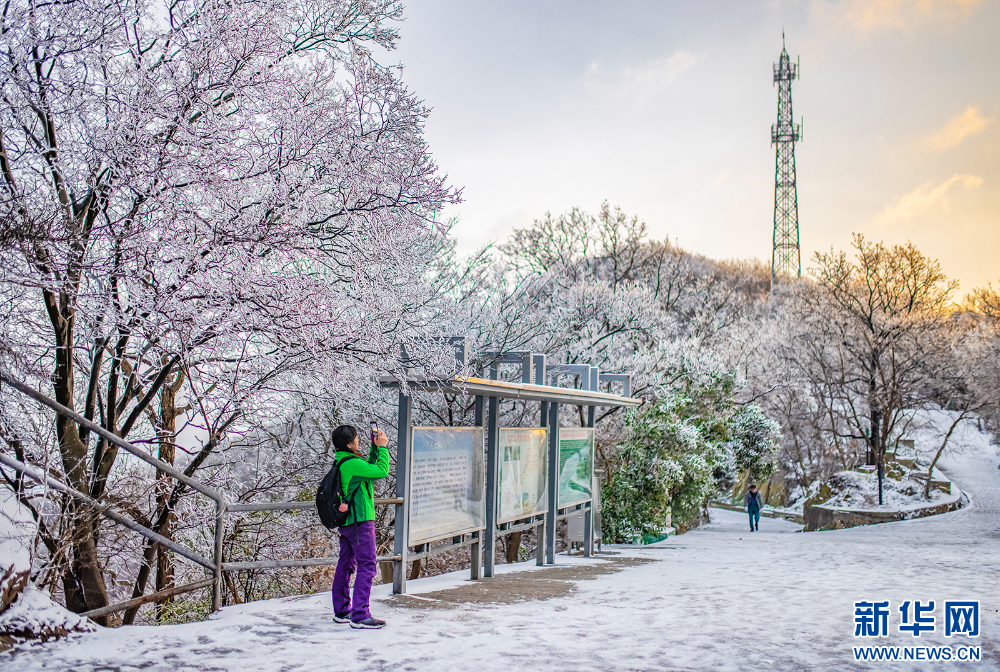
[0,0,457,621]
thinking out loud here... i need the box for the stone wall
[804,491,963,532]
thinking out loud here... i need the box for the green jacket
[335,442,390,526]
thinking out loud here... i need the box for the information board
[497,428,548,524]
[408,427,485,545]
[557,427,594,508]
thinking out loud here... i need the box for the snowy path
[2,442,998,671]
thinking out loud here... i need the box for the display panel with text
[497,428,548,524]
[557,427,594,508]
[408,427,485,545]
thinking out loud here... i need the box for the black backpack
[316,454,358,529]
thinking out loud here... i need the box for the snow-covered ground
[1,415,997,671]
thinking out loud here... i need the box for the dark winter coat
[745,490,763,512]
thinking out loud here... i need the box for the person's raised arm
[354,429,390,479]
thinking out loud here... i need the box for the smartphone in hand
[370,421,378,443]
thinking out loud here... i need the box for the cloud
[813,0,981,33]
[584,51,697,99]
[925,107,990,150]
[875,173,983,225]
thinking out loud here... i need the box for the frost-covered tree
[0,0,457,621]
[802,235,955,467]
[727,405,780,484]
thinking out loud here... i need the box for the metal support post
[535,354,548,427]
[546,400,559,564]
[522,352,533,383]
[471,393,485,578]
[587,366,598,427]
[212,499,225,612]
[393,391,413,594]
[599,373,632,399]
[484,367,499,577]
[535,516,545,566]
[470,530,481,580]
[532,354,546,385]
[584,368,596,558]
[532,354,549,567]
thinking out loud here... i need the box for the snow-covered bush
[602,398,707,541]
[0,586,96,650]
[727,405,780,484]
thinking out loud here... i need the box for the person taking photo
[330,424,389,629]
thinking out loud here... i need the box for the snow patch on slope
[0,586,97,639]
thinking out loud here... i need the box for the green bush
[601,392,781,541]
[729,405,780,484]
[602,398,707,541]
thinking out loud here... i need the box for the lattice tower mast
[771,36,802,283]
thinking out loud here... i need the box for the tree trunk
[50,302,110,624]
[121,539,158,625]
[505,531,522,563]
[154,368,184,620]
[871,408,883,506]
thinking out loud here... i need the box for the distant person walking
[331,424,389,629]
[745,484,763,532]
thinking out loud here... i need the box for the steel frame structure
[771,36,803,283]
[379,342,639,593]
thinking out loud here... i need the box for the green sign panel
[557,427,594,508]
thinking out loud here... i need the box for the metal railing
[0,370,400,620]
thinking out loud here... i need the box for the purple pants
[332,520,377,622]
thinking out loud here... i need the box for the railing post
[532,354,548,566]
[521,352,532,384]
[587,366,598,427]
[393,391,413,594]
[212,498,225,612]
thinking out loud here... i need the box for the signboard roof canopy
[379,375,642,408]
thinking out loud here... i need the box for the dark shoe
[350,617,386,629]
[333,613,350,623]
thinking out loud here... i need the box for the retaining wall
[803,486,963,532]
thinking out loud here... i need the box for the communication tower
[771,35,802,283]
